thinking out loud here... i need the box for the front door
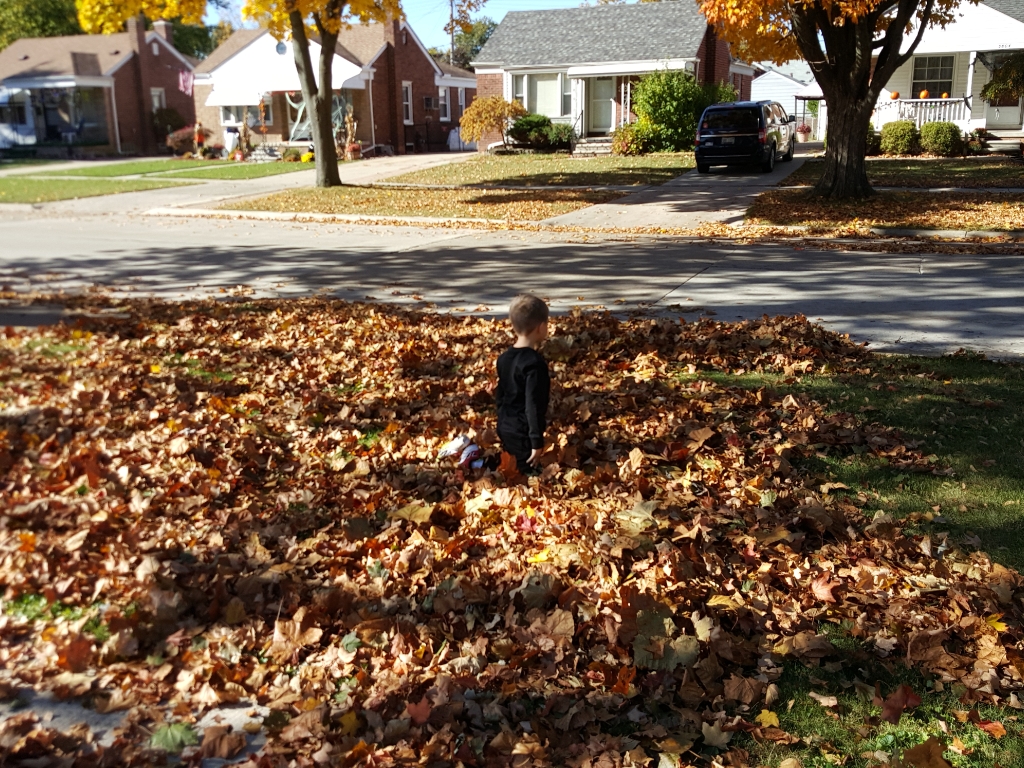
[588,77,614,135]
[986,93,1022,129]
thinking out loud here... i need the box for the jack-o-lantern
[890,91,900,100]
[919,89,930,99]
[941,92,949,98]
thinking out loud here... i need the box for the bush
[165,124,211,154]
[919,121,964,156]
[282,147,303,162]
[546,122,575,150]
[459,96,528,146]
[508,113,552,148]
[880,120,920,155]
[866,122,881,156]
[611,118,664,156]
[632,70,736,151]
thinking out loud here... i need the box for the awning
[566,59,695,78]
[205,87,264,107]
[794,81,823,100]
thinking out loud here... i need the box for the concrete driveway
[1,213,1022,358]
[546,147,810,229]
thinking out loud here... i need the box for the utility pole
[450,0,455,65]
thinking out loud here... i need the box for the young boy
[495,294,550,473]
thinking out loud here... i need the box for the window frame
[150,87,166,112]
[911,55,955,98]
[219,104,273,127]
[561,73,571,117]
[458,87,466,115]
[402,81,413,125]
[438,86,450,121]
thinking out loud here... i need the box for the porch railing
[874,97,972,130]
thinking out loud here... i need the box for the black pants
[497,427,536,474]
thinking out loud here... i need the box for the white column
[965,51,977,120]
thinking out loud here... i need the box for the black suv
[694,100,796,173]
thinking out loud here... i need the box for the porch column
[570,77,584,137]
[965,51,977,121]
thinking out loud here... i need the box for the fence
[873,98,972,130]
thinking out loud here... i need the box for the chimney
[153,19,173,45]
[126,13,145,53]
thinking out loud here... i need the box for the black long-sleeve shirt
[495,346,550,450]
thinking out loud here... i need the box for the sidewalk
[1,153,475,215]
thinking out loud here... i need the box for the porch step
[986,138,1023,156]
[572,137,614,157]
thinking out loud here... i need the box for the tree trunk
[812,97,875,199]
[289,10,342,188]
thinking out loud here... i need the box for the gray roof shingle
[472,2,708,68]
[983,0,1024,24]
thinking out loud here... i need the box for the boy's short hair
[509,294,549,335]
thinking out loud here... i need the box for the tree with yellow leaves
[700,0,973,198]
[78,0,482,187]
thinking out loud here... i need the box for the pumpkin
[890,91,900,99]
[919,89,930,99]
[941,92,949,98]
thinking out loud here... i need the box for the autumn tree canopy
[700,0,975,198]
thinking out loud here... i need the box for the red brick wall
[696,26,732,88]
[384,21,443,153]
[474,72,503,151]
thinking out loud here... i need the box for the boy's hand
[527,448,542,467]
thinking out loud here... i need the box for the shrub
[866,122,881,156]
[919,121,964,156]
[153,107,186,142]
[879,120,920,155]
[459,96,528,147]
[508,113,552,148]
[165,124,210,154]
[632,70,736,151]
[202,144,224,160]
[546,122,576,150]
[611,118,664,156]
[282,147,303,162]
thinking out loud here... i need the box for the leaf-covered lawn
[786,157,1024,189]
[0,177,190,204]
[748,189,1024,231]
[226,186,624,220]
[40,159,214,177]
[382,152,695,187]
[2,298,1023,766]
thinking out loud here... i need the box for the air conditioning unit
[423,96,436,110]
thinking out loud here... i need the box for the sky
[208,0,591,51]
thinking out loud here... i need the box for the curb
[143,206,497,226]
[868,227,1024,240]
[0,202,42,212]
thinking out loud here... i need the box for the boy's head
[509,293,549,339]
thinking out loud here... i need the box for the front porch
[0,80,119,154]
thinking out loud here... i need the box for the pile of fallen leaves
[1,299,1022,767]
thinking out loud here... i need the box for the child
[495,294,550,473]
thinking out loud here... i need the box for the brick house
[471,2,754,149]
[193,20,476,155]
[0,16,196,155]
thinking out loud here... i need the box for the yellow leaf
[527,548,550,563]
[987,614,1008,632]
[338,710,361,737]
[150,364,160,374]
[755,710,780,728]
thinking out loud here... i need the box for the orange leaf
[880,684,921,724]
[611,665,636,695]
[499,451,521,481]
[406,696,432,725]
[902,736,952,768]
[810,573,839,603]
[976,720,1006,739]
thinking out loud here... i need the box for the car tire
[761,144,775,173]
[782,139,795,162]
[697,163,710,174]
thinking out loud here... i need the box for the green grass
[785,156,1024,189]
[382,152,696,187]
[0,176,189,203]
[0,159,62,170]
[742,625,1024,767]
[41,159,213,177]
[683,353,1024,568]
[155,161,315,180]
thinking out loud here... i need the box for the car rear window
[701,108,761,133]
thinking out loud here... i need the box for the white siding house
[751,69,806,117]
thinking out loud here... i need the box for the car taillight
[758,128,766,144]
[695,131,701,145]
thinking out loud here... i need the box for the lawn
[1,298,1022,768]
[382,152,695,187]
[0,159,61,170]
[155,161,315,180]
[748,189,1024,232]
[41,158,213,177]
[226,185,622,220]
[785,156,1024,189]
[0,176,189,203]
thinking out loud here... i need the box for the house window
[402,82,413,124]
[912,55,954,97]
[561,74,571,116]
[513,75,525,106]
[528,73,560,117]
[1,103,27,125]
[439,87,449,121]
[220,104,273,127]
[150,87,166,112]
[152,41,160,56]
[458,87,466,116]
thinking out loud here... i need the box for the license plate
[721,137,735,145]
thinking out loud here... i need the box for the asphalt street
[2,212,1022,358]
